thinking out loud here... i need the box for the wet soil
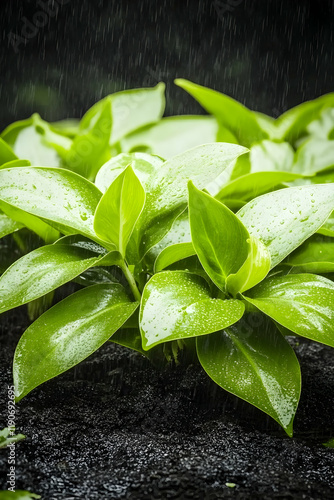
[1,307,334,499]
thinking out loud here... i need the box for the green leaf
[120,115,219,159]
[226,237,271,296]
[243,274,334,347]
[293,138,334,175]
[0,427,26,448]
[133,143,247,261]
[323,438,334,448]
[249,140,295,173]
[237,184,334,268]
[1,114,71,167]
[0,242,110,314]
[95,152,164,193]
[216,171,302,204]
[285,237,334,273]
[0,158,31,169]
[140,271,245,349]
[318,211,334,237]
[175,79,267,147]
[306,107,334,139]
[94,166,145,256]
[63,98,112,180]
[196,317,301,436]
[188,182,249,291]
[0,491,41,499]
[0,200,59,243]
[80,83,166,145]
[0,167,103,242]
[0,212,23,238]
[275,93,334,144]
[14,284,138,401]
[0,137,17,165]
[154,242,195,272]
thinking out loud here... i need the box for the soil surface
[1,306,334,500]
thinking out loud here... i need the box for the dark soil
[1,306,334,500]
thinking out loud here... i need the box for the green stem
[120,260,142,302]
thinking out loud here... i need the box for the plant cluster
[0,80,333,436]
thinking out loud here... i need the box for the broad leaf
[0,137,17,165]
[249,140,295,173]
[237,184,334,268]
[154,242,195,272]
[275,93,334,144]
[80,83,165,145]
[95,152,164,193]
[120,115,219,159]
[188,182,249,291]
[63,98,112,180]
[14,283,138,401]
[0,159,31,169]
[318,211,334,237]
[132,143,247,261]
[0,212,23,238]
[175,79,267,146]
[0,167,104,242]
[197,317,301,436]
[226,237,271,296]
[0,200,59,243]
[285,237,334,273]
[94,166,145,255]
[140,271,245,349]
[216,171,302,204]
[293,138,334,175]
[0,491,40,499]
[243,274,334,347]
[1,114,71,167]
[0,243,111,314]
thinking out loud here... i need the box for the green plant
[0,427,25,449]
[0,80,334,437]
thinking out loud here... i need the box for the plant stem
[120,260,142,302]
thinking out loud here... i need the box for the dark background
[0,0,334,128]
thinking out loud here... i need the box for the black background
[0,0,334,127]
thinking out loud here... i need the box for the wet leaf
[237,184,334,268]
[285,237,334,273]
[197,317,301,436]
[189,182,249,291]
[0,212,23,239]
[94,166,145,256]
[243,274,334,347]
[140,271,244,349]
[14,284,138,401]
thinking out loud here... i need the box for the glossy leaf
[0,167,104,242]
[175,79,267,146]
[318,211,334,237]
[293,138,334,175]
[120,115,219,159]
[188,182,249,291]
[275,93,334,144]
[250,140,295,173]
[285,237,334,273]
[0,243,110,314]
[197,318,301,436]
[14,284,138,401]
[95,152,164,193]
[154,242,195,272]
[226,237,271,296]
[216,171,302,204]
[140,271,245,349]
[237,184,334,268]
[243,274,334,347]
[133,143,247,261]
[80,83,165,145]
[0,137,17,165]
[0,159,31,169]
[0,200,59,243]
[1,114,71,167]
[94,166,145,255]
[63,98,112,180]
[0,212,23,238]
